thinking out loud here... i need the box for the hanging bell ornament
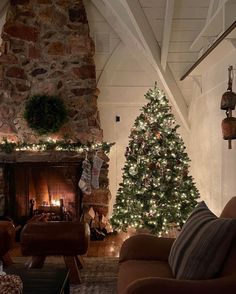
[221,66,236,110]
[221,117,236,140]
[221,91,236,110]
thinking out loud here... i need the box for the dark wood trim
[180,20,236,81]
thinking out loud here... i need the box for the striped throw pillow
[168,201,236,280]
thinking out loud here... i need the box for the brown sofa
[0,221,15,266]
[118,197,236,294]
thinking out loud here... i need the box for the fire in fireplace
[3,162,83,223]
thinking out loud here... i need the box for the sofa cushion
[168,201,236,280]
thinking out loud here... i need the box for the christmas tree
[111,84,200,235]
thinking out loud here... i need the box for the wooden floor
[87,231,132,257]
[10,231,132,258]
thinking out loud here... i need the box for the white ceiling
[140,0,210,106]
[0,0,235,129]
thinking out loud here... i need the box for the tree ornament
[24,95,67,135]
[156,132,162,139]
[129,165,138,176]
[156,162,161,168]
[125,147,130,157]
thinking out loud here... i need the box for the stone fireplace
[0,0,111,230]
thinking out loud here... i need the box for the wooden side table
[5,266,70,294]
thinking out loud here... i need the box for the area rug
[12,256,118,294]
[71,257,118,294]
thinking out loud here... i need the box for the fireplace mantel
[0,150,109,165]
[0,151,86,164]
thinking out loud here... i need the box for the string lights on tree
[111,83,200,235]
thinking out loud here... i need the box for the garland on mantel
[0,138,114,154]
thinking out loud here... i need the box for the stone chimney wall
[0,0,102,143]
[0,0,111,227]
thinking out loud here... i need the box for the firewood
[27,214,48,223]
[105,221,113,234]
[88,207,95,219]
[90,212,100,228]
[100,214,108,229]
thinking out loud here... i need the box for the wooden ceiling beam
[161,0,175,71]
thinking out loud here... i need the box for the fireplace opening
[3,163,83,224]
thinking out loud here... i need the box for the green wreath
[24,95,68,135]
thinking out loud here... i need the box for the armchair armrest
[0,221,15,266]
[119,234,175,263]
[125,274,236,294]
[0,221,15,255]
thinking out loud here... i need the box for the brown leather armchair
[0,221,15,266]
[118,197,236,294]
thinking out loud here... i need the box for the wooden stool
[20,221,90,284]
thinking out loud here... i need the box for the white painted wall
[189,48,236,216]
